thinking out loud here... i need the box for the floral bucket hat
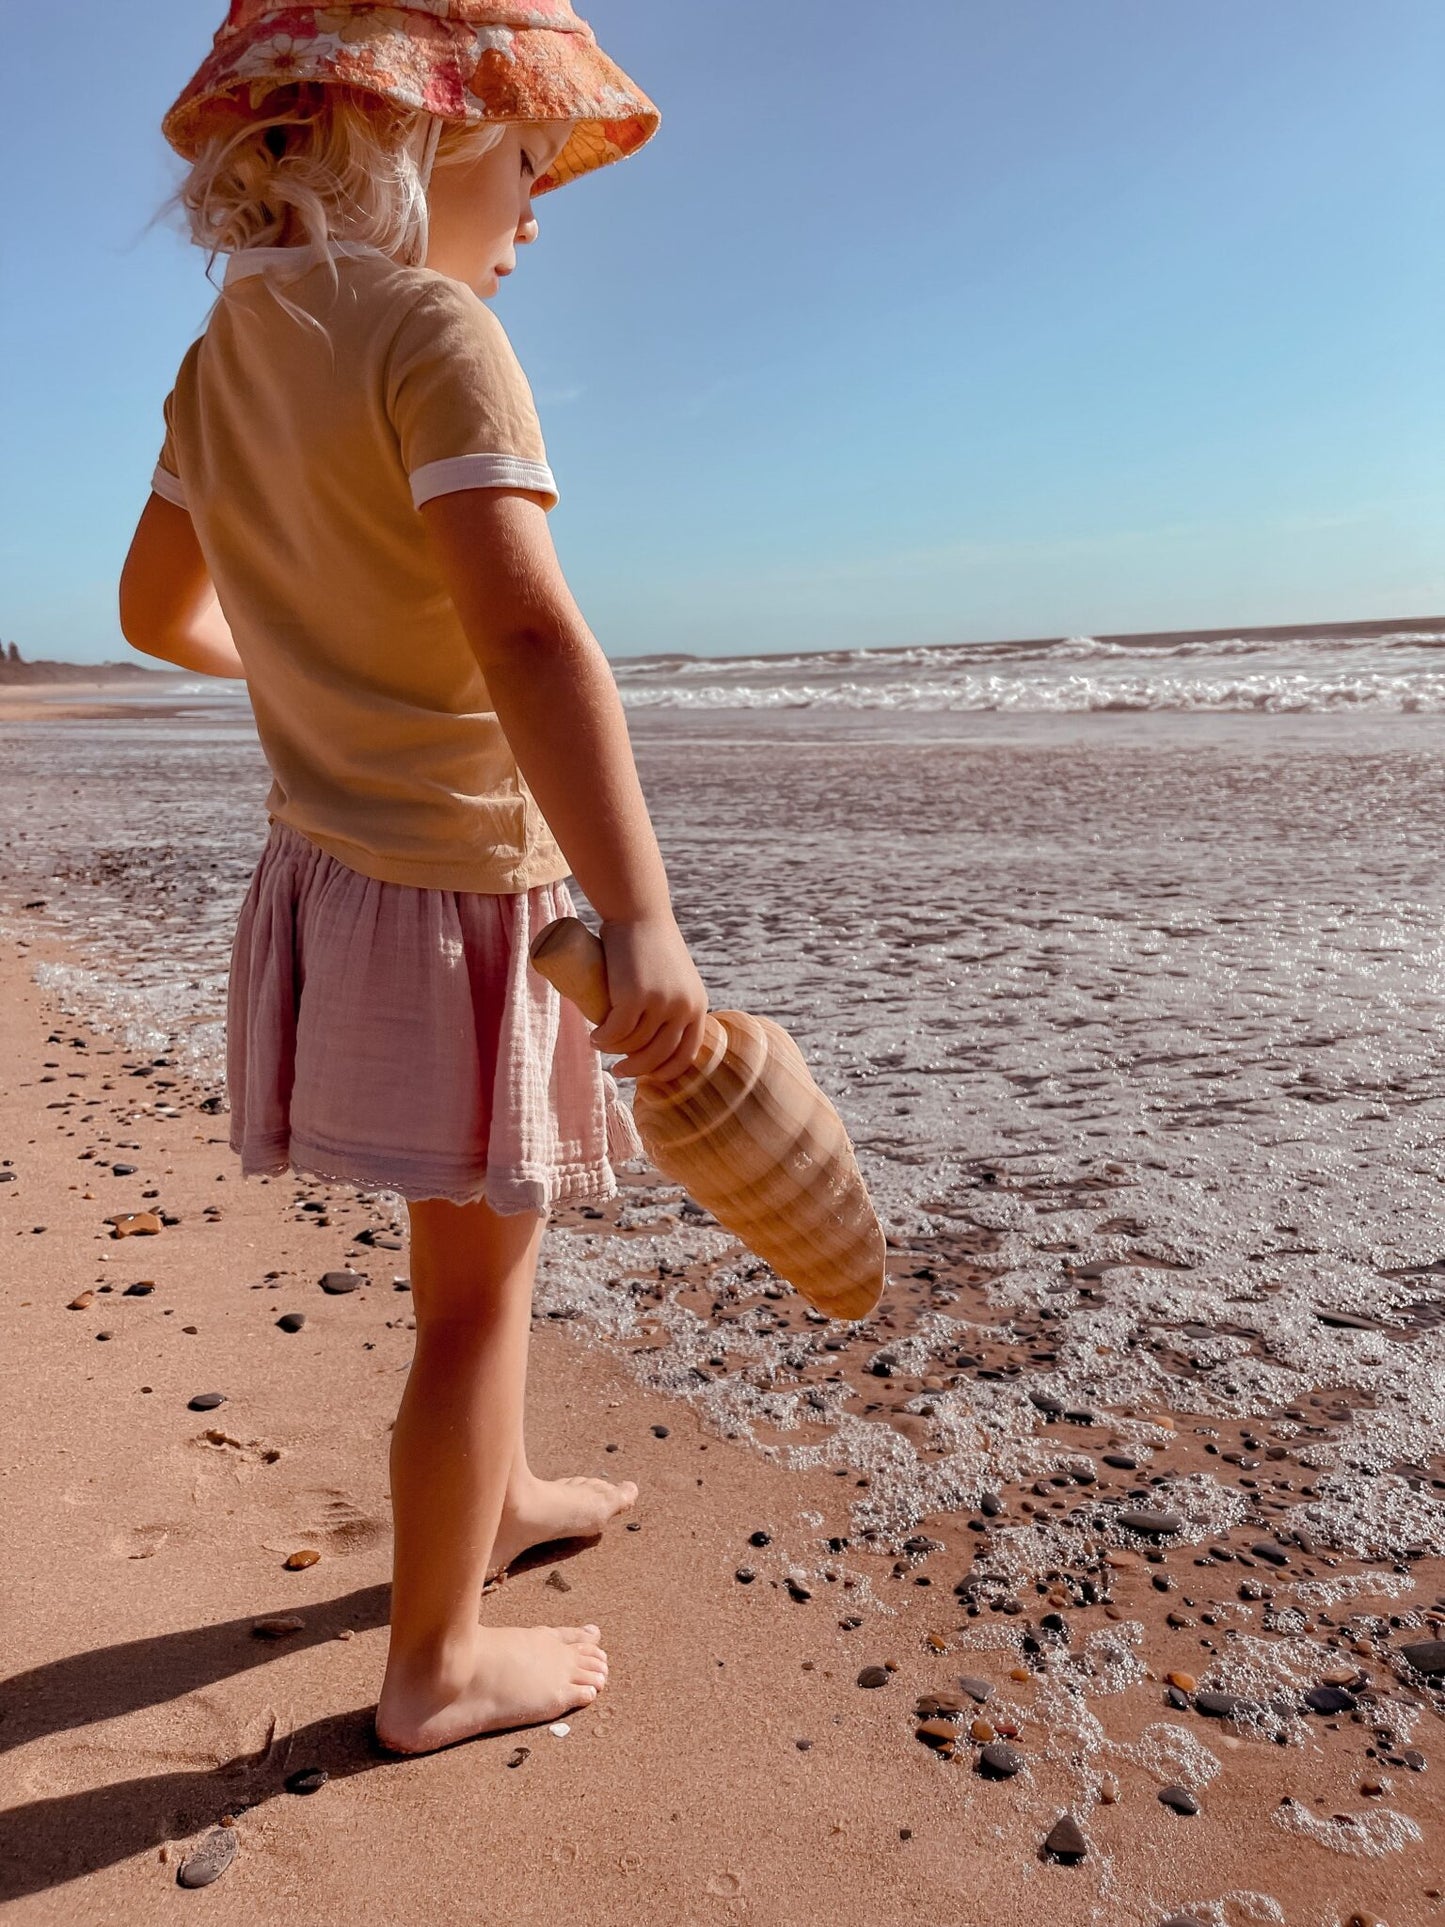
[162,0,660,195]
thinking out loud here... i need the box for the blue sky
[2,0,1441,663]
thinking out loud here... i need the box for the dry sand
[2,927,1442,1927]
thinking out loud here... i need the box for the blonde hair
[175,82,543,276]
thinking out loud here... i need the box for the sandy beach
[3,916,1442,1924]
[4,635,1445,1923]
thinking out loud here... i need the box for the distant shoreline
[6,611,1443,688]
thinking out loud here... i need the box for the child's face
[424,121,558,298]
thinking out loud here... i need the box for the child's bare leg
[488,1295,639,1581]
[375,1194,608,1755]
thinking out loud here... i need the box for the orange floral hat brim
[162,1,660,196]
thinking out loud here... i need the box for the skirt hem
[232,1133,639,1213]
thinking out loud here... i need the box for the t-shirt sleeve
[151,388,189,510]
[385,282,559,512]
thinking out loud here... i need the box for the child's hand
[590,914,710,1083]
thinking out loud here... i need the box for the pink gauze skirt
[226,817,644,1214]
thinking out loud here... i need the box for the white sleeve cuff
[410,453,558,510]
[151,463,189,509]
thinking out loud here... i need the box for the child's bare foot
[485,1473,639,1584]
[375,1623,608,1756]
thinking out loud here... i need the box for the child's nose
[518,215,539,245]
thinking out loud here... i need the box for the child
[119,0,709,1756]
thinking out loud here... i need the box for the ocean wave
[618,672,1445,714]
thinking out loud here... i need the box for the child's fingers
[588,1004,650,1054]
[611,1017,692,1082]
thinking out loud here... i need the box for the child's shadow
[1,1703,389,1902]
[1,1586,392,1902]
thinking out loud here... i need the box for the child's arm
[118,495,248,681]
[421,485,709,1083]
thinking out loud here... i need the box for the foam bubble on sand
[1122,1720,1223,1790]
[1270,1801,1422,1858]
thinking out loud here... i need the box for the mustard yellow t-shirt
[153,242,572,894]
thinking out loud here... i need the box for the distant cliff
[0,653,178,686]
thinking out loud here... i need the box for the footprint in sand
[265,1489,387,1557]
[110,1523,173,1560]
[192,1428,283,1467]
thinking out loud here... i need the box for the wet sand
[3,927,1443,1925]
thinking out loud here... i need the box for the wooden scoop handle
[528,916,613,1025]
[529,916,728,1081]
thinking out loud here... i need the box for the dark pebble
[1102,1452,1137,1470]
[176,1828,237,1888]
[1403,1748,1427,1771]
[785,1577,811,1603]
[123,1281,154,1296]
[506,1746,530,1768]
[749,1530,771,1546]
[1157,1784,1199,1815]
[735,1568,755,1584]
[979,1492,1002,1517]
[96,1331,114,1341]
[285,1767,328,1795]
[1251,1541,1290,1566]
[956,1675,994,1704]
[1305,1684,1357,1714]
[276,1312,307,1333]
[651,1425,670,1438]
[1118,1509,1184,1535]
[857,1665,890,1688]
[112,1163,138,1176]
[1399,1640,1445,1676]
[1195,1690,1259,1720]
[1043,1814,1088,1862]
[978,1742,1023,1778]
[187,1392,226,1412]
[318,1271,364,1294]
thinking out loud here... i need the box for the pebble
[1399,1639,1445,1676]
[1118,1509,1184,1535]
[506,1747,530,1768]
[956,1675,994,1703]
[735,1568,755,1584]
[275,1312,307,1333]
[112,1163,138,1176]
[1157,1785,1199,1815]
[107,1211,162,1239]
[319,1270,364,1294]
[123,1281,154,1296]
[284,1549,321,1570]
[67,1291,95,1310]
[1102,1452,1137,1469]
[1195,1690,1258,1720]
[545,1569,572,1592]
[651,1424,670,1438]
[187,1392,226,1412]
[252,1616,305,1640]
[549,1722,570,1738]
[978,1742,1023,1778]
[175,1828,237,1888]
[1166,1672,1198,1693]
[749,1530,771,1546]
[969,1718,995,1743]
[1043,1814,1088,1862]
[1161,1917,1210,1927]
[284,1768,328,1795]
[96,1331,114,1341]
[785,1577,812,1603]
[1305,1684,1357,1714]
[915,1718,958,1750]
[857,1665,890,1688]
[1098,1777,1119,1804]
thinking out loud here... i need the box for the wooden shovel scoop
[529,917,888,1321]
